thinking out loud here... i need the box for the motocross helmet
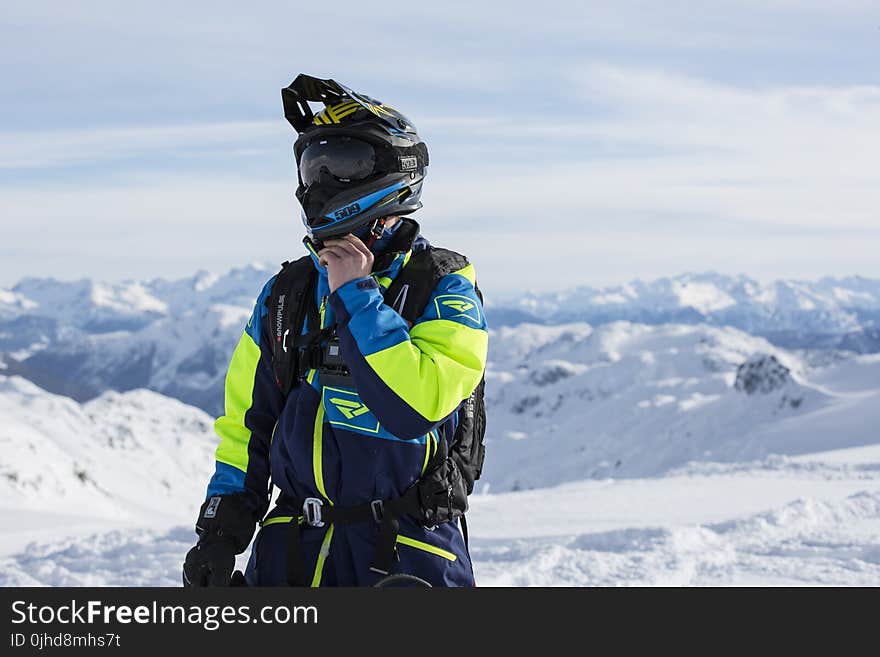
[282,74,429,242]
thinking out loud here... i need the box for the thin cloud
[420,65,880,232]
[2,2,879,290]
[0,121,280,169]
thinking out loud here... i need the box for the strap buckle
[302,497,325,527]
[370,499,385,523]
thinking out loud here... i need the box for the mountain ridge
[2,267,879,416]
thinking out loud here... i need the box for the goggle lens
[299,136,377,185]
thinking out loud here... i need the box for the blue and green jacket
[203,221,488,586]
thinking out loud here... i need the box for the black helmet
[282,74,429,241]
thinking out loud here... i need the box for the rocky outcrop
[734,353,791,394]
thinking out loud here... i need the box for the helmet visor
[298,136,378,185]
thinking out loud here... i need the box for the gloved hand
[182,535,237,587]
[181,492,258,587]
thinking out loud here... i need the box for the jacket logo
[441,299,474,313]
[434,294,482,326]
[321,386,428,443]
[329,397,370,420]
[323,386,381,435]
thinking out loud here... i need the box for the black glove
[417,457,468,526]
[182,493,258,588]
[183,535,237,587]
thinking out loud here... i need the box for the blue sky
[2,0,879,293]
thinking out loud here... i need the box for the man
[183,75,488,587]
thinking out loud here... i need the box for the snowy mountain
[480,321,880,491]
[489,273,880,350]
[1,267,879,420]
[0,264,272,414]
[1,331,879,585]
[0,375,216,520]
[4,318,875,503]
[5,264,272,333]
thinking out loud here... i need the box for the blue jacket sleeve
[328,262,488,440]
[204,276,284,519]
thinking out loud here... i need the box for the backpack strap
[266,256,317,398]
[388,246,486,557]
[383,246,470,326]
[384,245,485,485]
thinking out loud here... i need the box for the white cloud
[421,65,880,233]
[0,121,281,169]
[4,65,880,291]
[0,177,299,287]
[2,3,879,290]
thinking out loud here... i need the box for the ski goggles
[298,136,379,186]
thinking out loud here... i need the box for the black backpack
[265,245,487,530]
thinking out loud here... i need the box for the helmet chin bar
[297,169,419,239]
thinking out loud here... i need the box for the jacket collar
[303,217,427,291]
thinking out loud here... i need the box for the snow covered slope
[0,375,216,521]
[0,358,878,586]
[3,445,879,586]
[469,467,880,586]
[481,322,880,491]
[1,268,879,586]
